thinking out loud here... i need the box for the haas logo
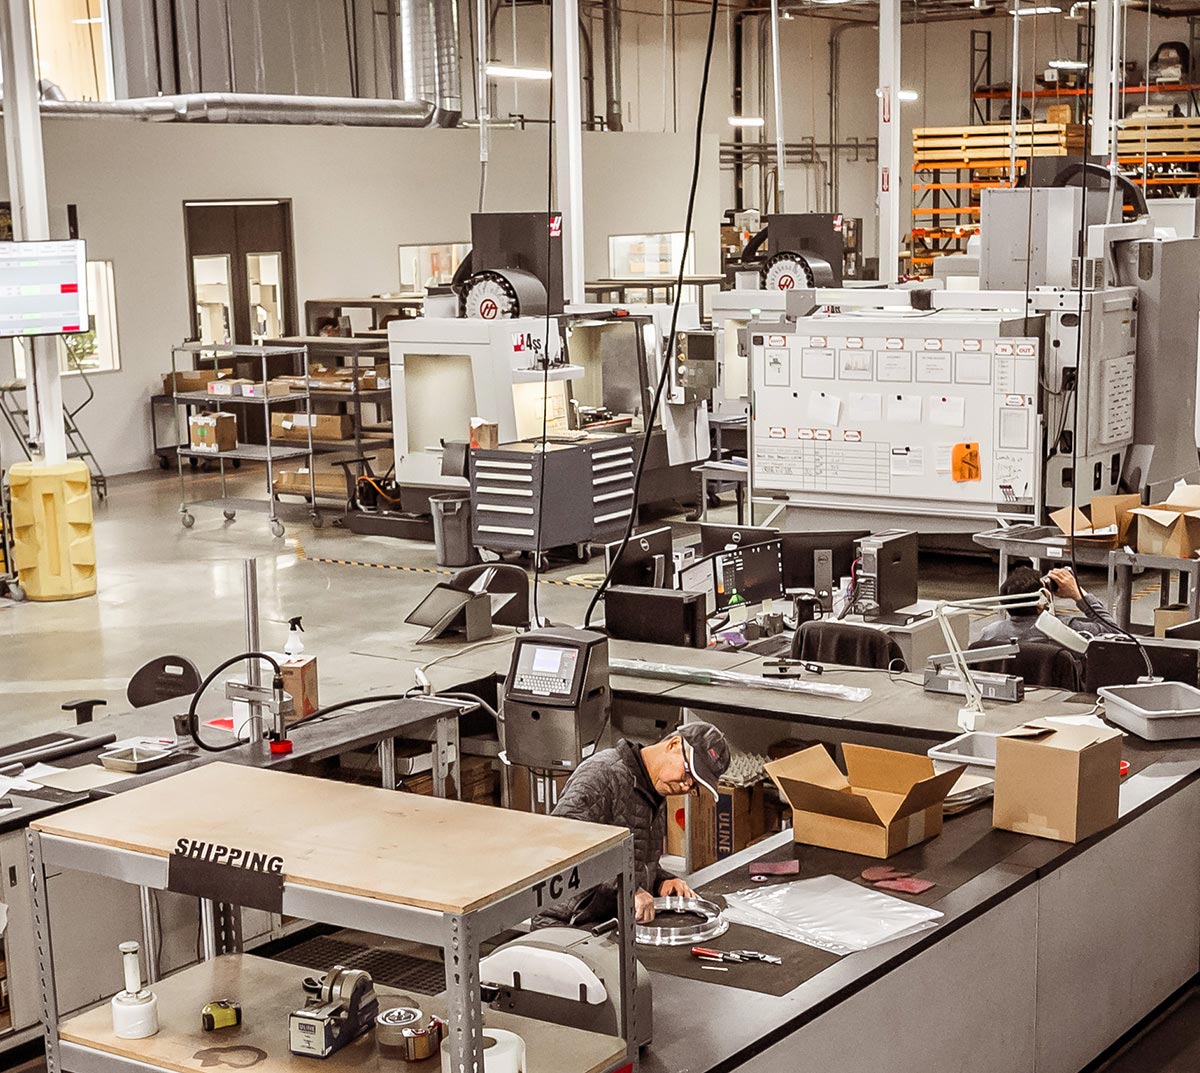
[777,274,796,290]
[479,297,499,320]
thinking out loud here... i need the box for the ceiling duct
[400,0,463,126]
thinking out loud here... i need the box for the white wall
[0,120,719,477]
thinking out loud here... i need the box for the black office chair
[791,620,907,671]
[448,564,531,628]
[61,655,203,725]
[968,639,1083,692]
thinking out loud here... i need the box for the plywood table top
[60,954,624,1073]
[32,763,627,914]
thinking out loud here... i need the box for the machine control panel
[512,643,582,698]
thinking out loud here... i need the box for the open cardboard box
[1130,484,1200,558]
[993,720,1121,843]
[1050,494,1140,548]
[765,744,963,859]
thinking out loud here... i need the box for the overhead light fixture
[898,90,919,102]
[728,115,766,127]
[1048,58,1089,70]
[808,0,858,6]
[485,63,552,81]
[1011,5,1062,13]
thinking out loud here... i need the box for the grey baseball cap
[679,722,731,802]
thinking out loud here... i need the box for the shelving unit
[910,122,1083,273]
[169,343,317,537]
[28,763,639,1073]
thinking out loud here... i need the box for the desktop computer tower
[856,530,918,615]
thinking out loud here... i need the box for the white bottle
[111,941,158,1039]
[284,616,305,658]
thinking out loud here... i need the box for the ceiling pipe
[31,93,437,125]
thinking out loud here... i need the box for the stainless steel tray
[98,746,184,773]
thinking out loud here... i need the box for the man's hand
[659,877,695,899]
[635,888,656,923]
[1048,567,1085,602]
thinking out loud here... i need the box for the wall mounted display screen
[0,240,88,338]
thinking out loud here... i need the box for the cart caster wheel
[311,513,324,529]
[7,583,25,602]
[270,520,285,538]
[223,510,237,521]
[189,457,199,471]
[159,455,170,471]
[181,513,195,529]
[232,459,242,470]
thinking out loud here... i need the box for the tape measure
[201,1000,242,1032]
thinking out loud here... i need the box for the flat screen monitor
[714,539,784,610]
[779,530,870,590]
[698,522,780,558]
[1166,618,1200,642]
[0,240,88,338]
[678,555,718,616]
[604,526,675,588]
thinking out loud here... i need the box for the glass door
[192,255,233,345]
[247,253,283,342]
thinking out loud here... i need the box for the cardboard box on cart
[1129,485,1200,558]
[765,744,962,859]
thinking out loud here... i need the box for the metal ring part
[635,896,728,947]
[376,1006,445,1061]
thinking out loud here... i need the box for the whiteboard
[751,317,1039,511]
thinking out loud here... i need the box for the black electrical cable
[187,651,283,753]
[285,690,424,731]
[531,3,556,630]
[583,0,721,629]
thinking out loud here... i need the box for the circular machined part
[635,896,728,947]
[377,1006,445,1061]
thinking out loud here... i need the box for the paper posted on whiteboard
[890,446,925,477]
[807,391,842,425]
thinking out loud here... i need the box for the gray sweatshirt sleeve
[1069,592,1123,636]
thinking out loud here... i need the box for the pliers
[691,946,782,965]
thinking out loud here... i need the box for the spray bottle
[284,616,305,658]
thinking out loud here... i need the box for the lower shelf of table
[58,954,625,1073]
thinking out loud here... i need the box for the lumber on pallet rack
[1117,116,1200,155]
[913,122,1085,165]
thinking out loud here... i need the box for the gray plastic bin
[430,492,478,567]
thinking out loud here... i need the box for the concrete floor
[0,466,1127,745]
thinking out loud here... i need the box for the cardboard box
[677,783,768,869]
[1046,103,1073,125]
[470,418,500,450]
[242,381,294,398]
[1130,484,1200,558]
[1050,494,1141,548]
[273,468,348,498]
[281,656,319,720]
[207,378,254,396]
[163,369,223,395]
[271,412,354,442]
[993,720,1122,843]
[1155,603,1193,637]
[188,413,237,453]
[765,744,963,859]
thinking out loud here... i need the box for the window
[27,0,113,101]
[13,260,121,376]
[398,242,470,292]
[607,232,699,303]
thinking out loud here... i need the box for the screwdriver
[691,946,782,965]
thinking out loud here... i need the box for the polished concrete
[0,467,1134,746]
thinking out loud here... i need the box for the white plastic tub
[1099,682,1200,741]
[927,731,1000,778]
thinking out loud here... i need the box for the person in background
[531,722,731,929]
[978,565,1121,645]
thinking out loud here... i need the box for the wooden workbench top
[32,764,627,914]
[60,954,624,1073]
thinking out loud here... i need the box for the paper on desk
[31,766,130,791]
[0,775,39,795]
[23,762,64,779]
[1045,713,1115,731]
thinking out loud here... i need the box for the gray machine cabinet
[471,435,636,555]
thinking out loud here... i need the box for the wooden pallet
[913,122,1084,165]
[1117,117,1200,155]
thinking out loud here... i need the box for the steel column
[1091,0,1116,157]
[877,0,901,283]
[199,898,217,960]
[138,886,159,983]
[0,0,67,464]
[769,0,786,211]
[553,0,586,304]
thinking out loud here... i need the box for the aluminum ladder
[0,373,108,501]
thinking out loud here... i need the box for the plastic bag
[723,875,943,955]
[611,659,871,703]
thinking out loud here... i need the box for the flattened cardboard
[993,720,1122,843]
[765,745,963,860]
[1050,494,1140,547]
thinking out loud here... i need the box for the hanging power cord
[584,0,721,628]
[186,651,283,753]
[531,3,557,629]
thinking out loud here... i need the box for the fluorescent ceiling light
[809,0,857,5]
[1012,5,1062,13]
[1048,58,1089,70]
[728,115,766,127]
[72,16,103,23]
[485,63,552,81]
[898,90,919,101]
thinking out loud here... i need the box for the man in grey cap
[532,722,731,928]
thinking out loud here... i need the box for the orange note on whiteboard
[952,442,981,482]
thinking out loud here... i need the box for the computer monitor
[714,540,784,610]
[604,526,675,588]
[698,523,780,558]
[1084,637,1200,692]
[678,554,718,616]
[779,530,871,590]
[1166,618,1200,642]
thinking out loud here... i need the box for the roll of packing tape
[377,1006,445,1061]
[439,1028,526,1073]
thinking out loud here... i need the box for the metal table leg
[1113,557,1135,631]
[199,898,218,960]
[27,832,61,1073]
[378,738,397,790]
[443,912,484,1073]
[432,716,452,799]
[139,886,159,983]
[615,836,640,1067]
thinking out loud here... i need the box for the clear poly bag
[723,875,943,956]
[611,659,871,703]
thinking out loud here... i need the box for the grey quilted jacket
[532,739,672,928]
